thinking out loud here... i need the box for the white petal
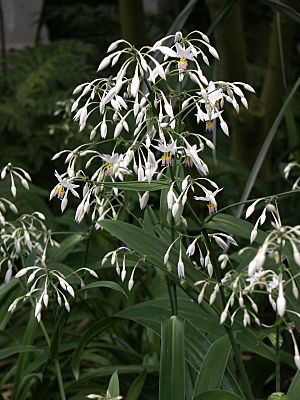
[155,46,178,58]
[131,65,140,98]
[61,195,68,212]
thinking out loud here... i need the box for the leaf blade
[159,316,185,400]
[193,335,232,397]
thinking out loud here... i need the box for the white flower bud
[121,268,126,282]
[250,227,258,244]
[295,355,300,369]
[239,296,244,308]
[243,309,250,327]
[220,119,229,136]
[186,239,197,257]
[9,203,18,213]
[197,284,207,304]
[245,199,261,219]
[277,290,286,317]
[220,310,227,324]
[243,83,255,93]
[163,250,170,265]
[11,184,16,197]
[207,263,213,277]
[43,293,49,307]
[21,179,29,190]
[1,168,7,179]
[35,302,42,318]
[209,285,219,305]
[107,39,123,53]
[208,46,219,59]
[97,55,113,71]
[128,279,134,291]
[139,191,149,210]
[292,281,299,299]
[66,284,75,297]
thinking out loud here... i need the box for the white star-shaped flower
[50,171,80,212]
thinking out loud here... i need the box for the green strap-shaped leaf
[98,180,170,191]
[0,346,42,361]
[194,389,244,400]
[15,373,43,400]
[159,316,185,400]
[235,77,300,218]
[193,335,232,397]
[126,369,147,400]
[100,220,168,267]
[12,311,37,400]
[205,213,266,244]
[49,234,85,262]
[206,0,241,36]
[71,316,119,380]
[287,370,300,400]
[167,0,198,34]
[257,0,300,23]
[78,281,127,297]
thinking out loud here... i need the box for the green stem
[205,188,300,224]
[54,359,66,400]
[275,323,281,392]
[202,229,254,400]
[166,276,176,315]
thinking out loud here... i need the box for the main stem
[54,359,66,400]
[202,229,254,400]
[275,323,281,392]
[40,321,66,400]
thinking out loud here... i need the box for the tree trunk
[119,0,146,48]
[206,0,299,180]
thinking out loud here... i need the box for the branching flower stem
[275,322,281,393]
[204,189,300,224]
[15,255,67,400]
[202,229,254,400]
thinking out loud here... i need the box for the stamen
[162,153,172,167]
[185,157,193,167]
[208,202,217,215]
[206,120,214,132]
[105,164,114,175]
[178,58,188,71]
[55,185,65,200]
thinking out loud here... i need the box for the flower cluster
[10,264,98,322]
[0,164,99,321]
[50,30,253,227]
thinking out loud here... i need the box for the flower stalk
[202,228,254,400]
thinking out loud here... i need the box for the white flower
[100,153,120,176]
[49,171,80,212]
[183,140,208,175]
[175,42,195,62]
[194,186,223,206]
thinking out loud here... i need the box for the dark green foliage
[0,41,93,176]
